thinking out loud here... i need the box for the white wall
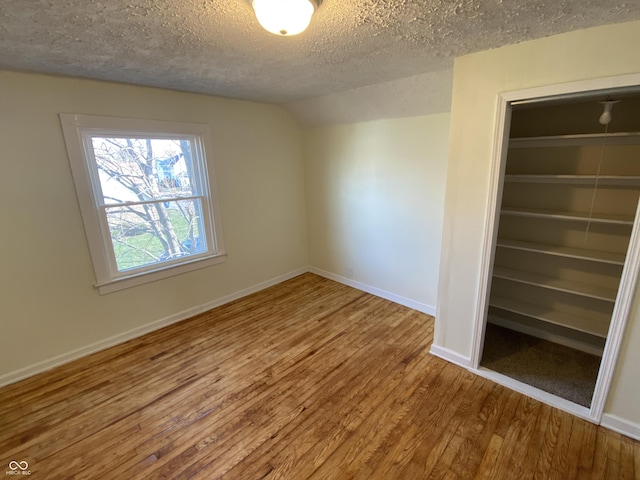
[435,20,640,428]
[0,71,308,379]
[304,114,450,312]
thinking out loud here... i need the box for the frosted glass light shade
[252,0,317,36]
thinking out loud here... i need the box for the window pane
[105,198,207,272]
[91,137,198,204]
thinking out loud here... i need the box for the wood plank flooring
[1,273,638,479]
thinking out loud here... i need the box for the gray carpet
[481,324,601,407]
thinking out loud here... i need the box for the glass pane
[106,199,207,272]
[91,137,198,204]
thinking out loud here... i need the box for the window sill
[95,253,227,295]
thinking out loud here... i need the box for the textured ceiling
[1,0,639,104]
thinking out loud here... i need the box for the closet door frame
[471,72,640,423]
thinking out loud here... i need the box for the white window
[60,114,225,294]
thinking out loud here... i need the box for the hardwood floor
[1,273,638,479]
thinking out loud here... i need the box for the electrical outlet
[347,267,353,278]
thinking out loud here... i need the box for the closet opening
[478,84,640,418]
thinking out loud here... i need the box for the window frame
[60,114,226,294]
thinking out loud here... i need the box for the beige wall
[304,114,450,309]
[0,71,308,378]
[436,20,640,425]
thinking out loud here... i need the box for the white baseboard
[600,413,640,441]
[1,266,435,387]
[308,266,436,316]
[488,315,604,357]
[474,367,594,422]
[429,344,473,369]
[0,267,308,388]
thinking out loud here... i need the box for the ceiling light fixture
[251,0,322,36]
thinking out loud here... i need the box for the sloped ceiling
[1,1,639,105]
[286,69,454,125]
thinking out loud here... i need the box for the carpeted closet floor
[481,323,602,407]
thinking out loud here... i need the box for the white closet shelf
[501,207,635,225]
[509,132,640,148]
[492,266,617,302]
[504,175,640,186]
[489,296,610,338]
[496,238,625,265]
